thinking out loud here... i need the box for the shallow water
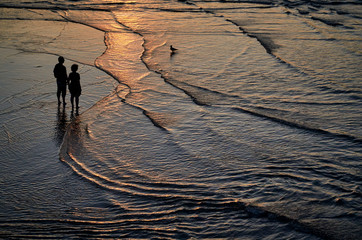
[0,0,361,239]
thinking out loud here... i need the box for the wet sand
[0,15,116,221]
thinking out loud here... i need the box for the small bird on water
[170,45,178,57]
[170,45,178,52]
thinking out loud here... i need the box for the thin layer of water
[0,0,361,239]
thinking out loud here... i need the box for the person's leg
[57,83,61,104]
[62,87,66,105]
[75,96,79,109]
[71,95,74,111]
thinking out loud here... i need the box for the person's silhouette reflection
[54,105,68,146]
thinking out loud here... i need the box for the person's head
[71,64,78,72]
[58,56,64,64]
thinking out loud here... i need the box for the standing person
[68,64,82,112]
[53,56,68,106]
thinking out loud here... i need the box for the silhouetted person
[68,64,81,113]
[53,56,68,105]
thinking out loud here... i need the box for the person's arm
[78,73,81,91]
[64,67,69,84]
[53,65,58,79]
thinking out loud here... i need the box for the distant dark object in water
[170,45,178,56]
[170,45,178,52]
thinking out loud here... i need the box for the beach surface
[0,1,361,239]
[0,13,116,232]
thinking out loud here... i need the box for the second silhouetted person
[68,64,82,112]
